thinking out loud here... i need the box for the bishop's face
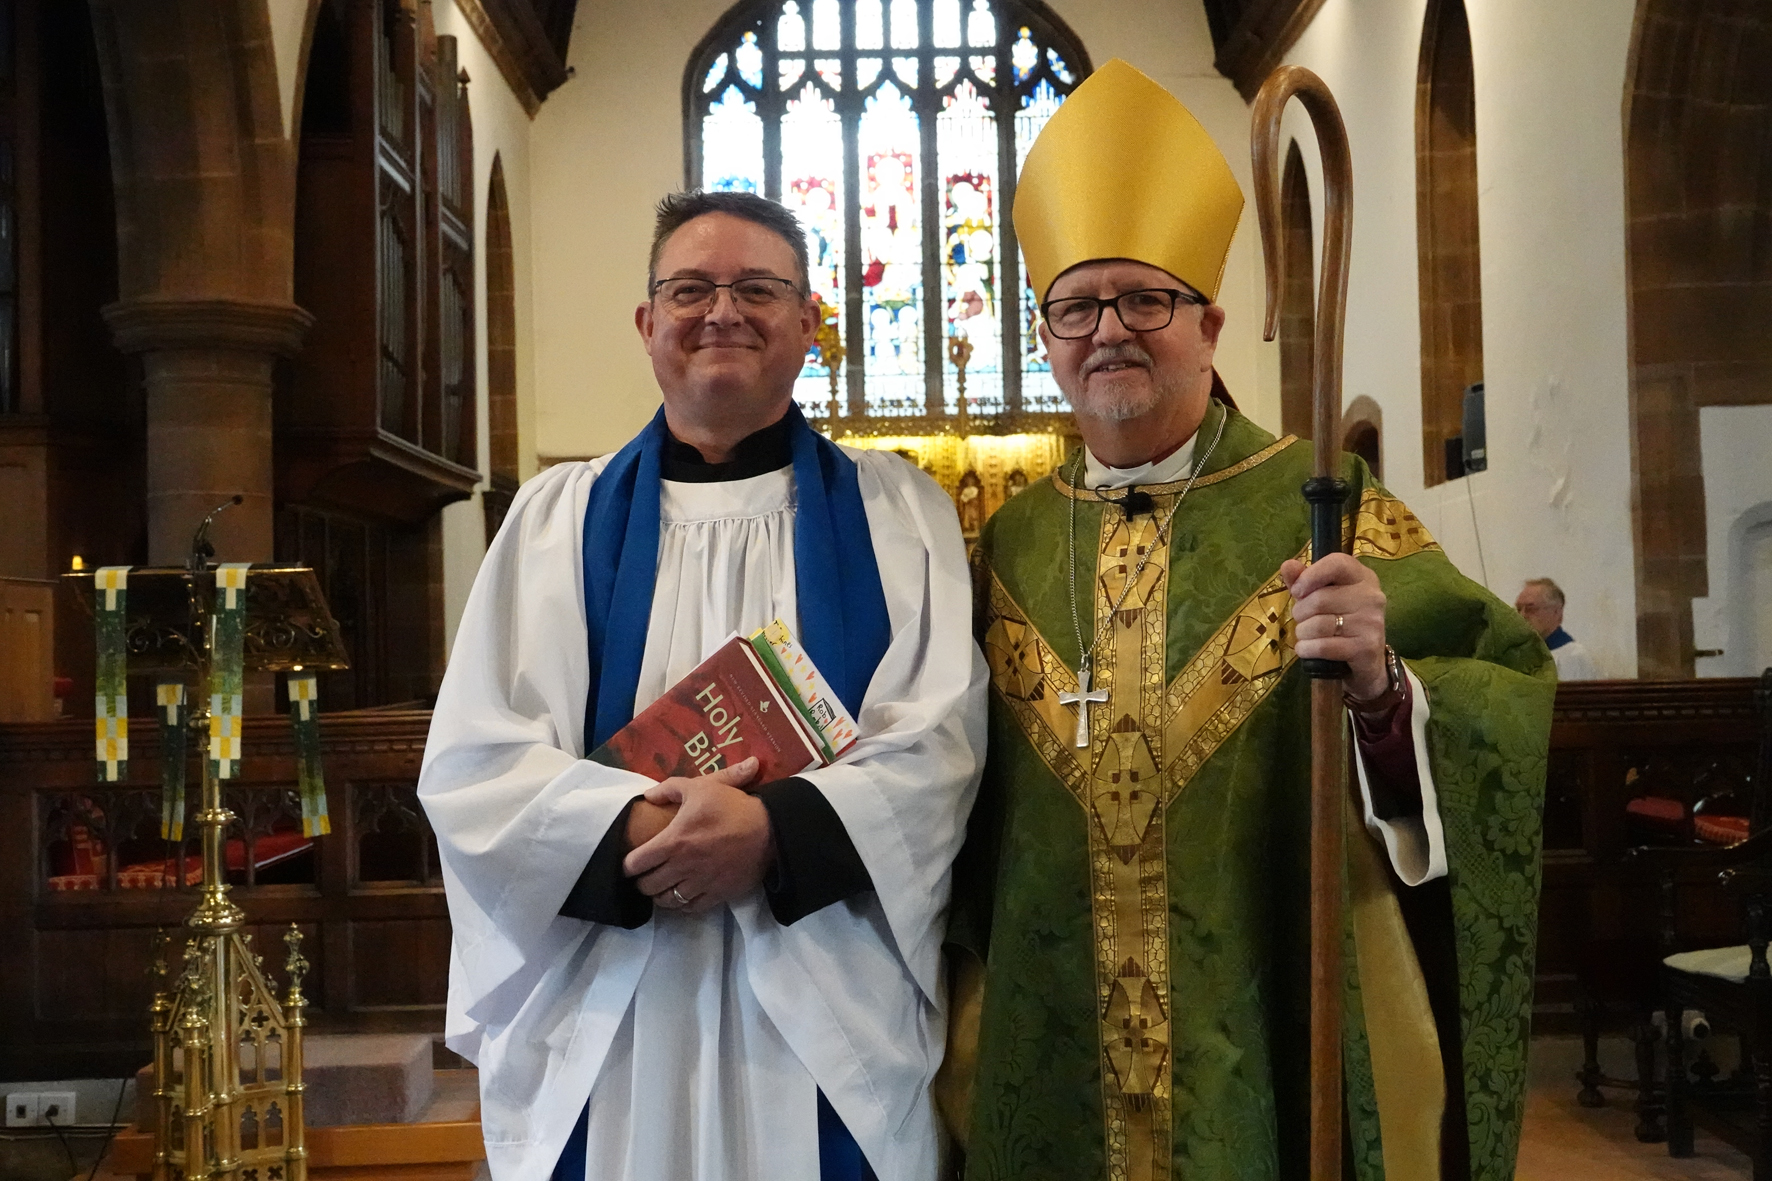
[1039,258,1225,461]
[637,212,819,441]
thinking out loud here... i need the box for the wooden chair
[1626,668,1772,1174]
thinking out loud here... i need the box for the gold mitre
[1013,59,1244,302]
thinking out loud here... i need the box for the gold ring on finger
[1334,614,1345,637]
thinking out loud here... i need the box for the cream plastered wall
[527,0,1277,462]
[1279,0,1641,676]
[429,0,543,650]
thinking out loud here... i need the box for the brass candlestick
[947,330,975,437]
[814,299,846,435]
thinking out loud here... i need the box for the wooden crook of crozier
[1252,64,1355,1181]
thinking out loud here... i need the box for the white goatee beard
[1061,344,1175,422]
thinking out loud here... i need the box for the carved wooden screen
[685,0,1089,429]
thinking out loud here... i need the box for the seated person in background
[1515,577,1599,680]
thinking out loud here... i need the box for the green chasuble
[949,399,1555,1181]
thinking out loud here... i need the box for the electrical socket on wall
[3,1090,76,1127]
[6,1092,40,1127]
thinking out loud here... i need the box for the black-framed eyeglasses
[1039,287,1209,339]
[651,276,805,316]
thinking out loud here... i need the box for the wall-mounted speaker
[1463,382,1487,473]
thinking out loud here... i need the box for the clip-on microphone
[1115,488,1155,518]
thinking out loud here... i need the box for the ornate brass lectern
[66,509,348,1181]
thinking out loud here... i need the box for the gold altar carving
[843,431,1073,537]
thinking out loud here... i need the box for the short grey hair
[1524,577,1566,607]
[647,190,810,292]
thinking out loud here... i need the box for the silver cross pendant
[1058,660,1109,748]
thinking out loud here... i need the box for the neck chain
[1066,410,1228,706]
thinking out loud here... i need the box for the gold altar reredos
[834,419,1078,539]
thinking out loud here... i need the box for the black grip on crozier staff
[1300,475,1352,680]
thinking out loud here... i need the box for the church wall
[1693,403,1772,678]
[1279,0,1642,677]
[526,0,1281,461]
[428,0,543,651]
[530,0,735,459]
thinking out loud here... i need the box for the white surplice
[418,452,987,1181]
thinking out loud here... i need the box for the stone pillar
[104,298,312,565]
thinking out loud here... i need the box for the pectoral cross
[1058,661,1109,748]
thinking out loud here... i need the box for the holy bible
[589,619,858,785]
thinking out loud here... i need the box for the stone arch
[483,153,519,544]
[1414,0,1484,489]
[1625,0,1772,678]
[1278,140,1314,440]
[1342,394,1383,481]
[86,0,325,561]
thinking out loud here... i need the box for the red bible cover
[587,636,825,783]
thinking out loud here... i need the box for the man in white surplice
[419,191,986,1181]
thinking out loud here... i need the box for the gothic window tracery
[686,0,1089,431]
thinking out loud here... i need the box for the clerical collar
[662,414,795,482]
[1083,432,1198,490]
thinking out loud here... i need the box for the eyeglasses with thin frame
[651,276,805,317]
[1039,287,1210,340]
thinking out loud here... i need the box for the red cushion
[1695,814,1751,846]
[1626,796,1686,826]
[225,831,314,872]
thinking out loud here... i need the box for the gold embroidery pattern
[982,582,1087,805]
[1161,546,1307,793]
[1089,511,1172,1181]
[1052,435,1298,501]
[1348,487,1441,561]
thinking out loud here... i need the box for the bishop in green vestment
[943,61,1555,1181]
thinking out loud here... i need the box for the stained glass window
[689,0,1088,428]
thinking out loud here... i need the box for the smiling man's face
[1038,258,1224,464]
[636,212,819,446]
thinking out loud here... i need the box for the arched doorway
[1342,395,1384,481]
[1415,0,1485,487]
[1278,140,1315,440]
[483,154,519,544]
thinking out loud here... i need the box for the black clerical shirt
[557,415,875,930]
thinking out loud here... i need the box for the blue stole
[561,403,889,1181]
[1546,626,1573,652]
[580,402,891,748]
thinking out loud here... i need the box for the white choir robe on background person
[418,449,987,1181]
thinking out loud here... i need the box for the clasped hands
[621,756,775,915]
[618,557,1382,915]
[1279,552,1390,701]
